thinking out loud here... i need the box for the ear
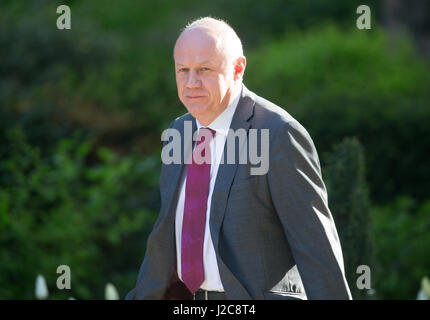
[233,57,246,81]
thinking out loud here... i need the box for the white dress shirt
[175,89,241,292]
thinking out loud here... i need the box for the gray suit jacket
[125,84,352,300]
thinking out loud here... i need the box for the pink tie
[181,127,216,294]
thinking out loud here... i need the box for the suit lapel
[163,115,197,222]
[209,85,255,259]
[209,85,255,299]
[159,115,197,279]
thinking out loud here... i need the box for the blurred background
[1,0,429,300]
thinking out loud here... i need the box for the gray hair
[178,17,244,63]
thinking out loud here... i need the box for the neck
[196,83,241,126]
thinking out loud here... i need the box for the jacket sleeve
[267,120,352,300]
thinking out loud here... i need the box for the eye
[177,68,189,73]
[200,67,210,71]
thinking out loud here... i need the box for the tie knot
[196,127,216,146]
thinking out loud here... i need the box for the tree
[323,137,375,299]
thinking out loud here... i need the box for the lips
[186,95,205,99]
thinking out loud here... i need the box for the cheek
[176,76,185,93]
[175,75,182,87]
[176,78,185,102]
[204,76,224,94]
[214,75,230,96]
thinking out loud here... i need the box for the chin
[185,103,209,117]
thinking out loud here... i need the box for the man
[126,17,352,300]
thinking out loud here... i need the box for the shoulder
[247,88,322,178]
[244,85,312,143]
[168,112,193,130]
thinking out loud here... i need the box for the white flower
[35,274,49,300]
[105,283,119,300]
[366,289,376,296]
[417,289,428,300]
[421,277,430,299]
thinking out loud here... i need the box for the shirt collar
[195,85,242,137]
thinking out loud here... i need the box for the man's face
[174,28,235,125]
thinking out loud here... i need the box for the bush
[246,24,430,203]
[0,126,160,299]
[323,137,374,299]
[370,197,430,299]
[0,3,179,157]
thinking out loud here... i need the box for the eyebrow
[176,60,213,66]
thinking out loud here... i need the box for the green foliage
[0,6,114,156]
[0,1,180,158]
[323,137,374,299]
[0,126,160,299]
[209,0,381,47]
[370,197,430,299]
[246,25,430,203]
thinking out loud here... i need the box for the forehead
[174,28,225,65]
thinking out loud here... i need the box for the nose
[186,70,201,89]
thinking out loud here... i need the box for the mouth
[186,95,206,100]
